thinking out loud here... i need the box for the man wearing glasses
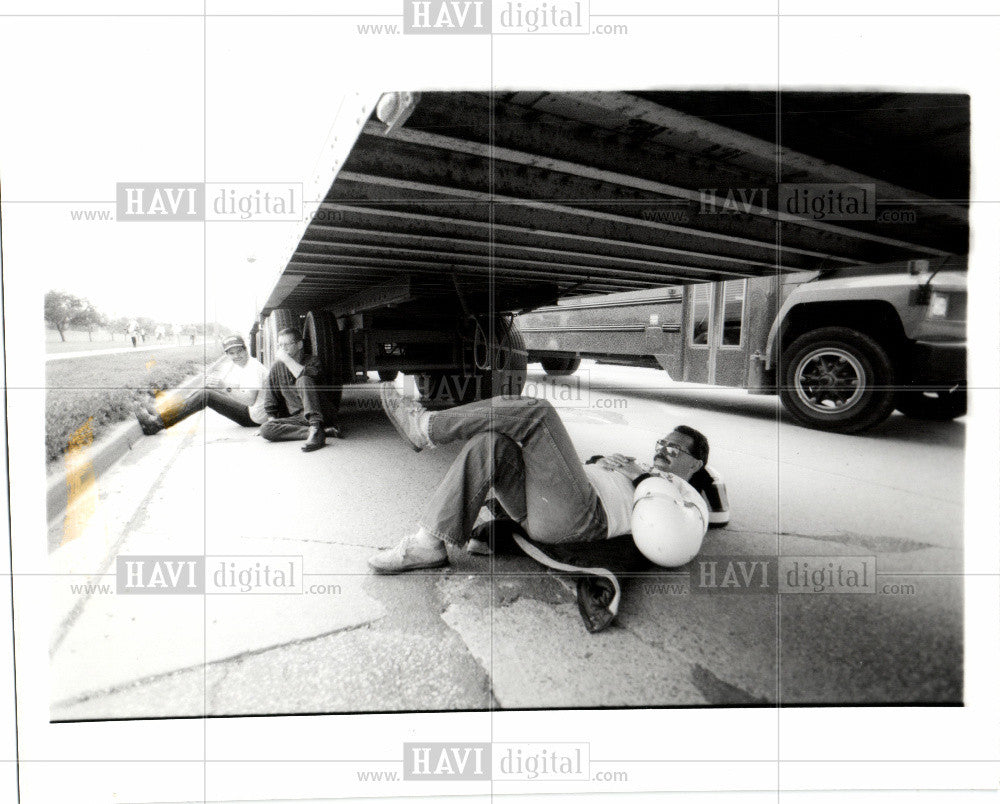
[260,326,335,452]
[134,335,269,434]
[369,386,713,575]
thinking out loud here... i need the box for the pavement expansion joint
[50,428,199,657]
[781,530,936,554]
[267,533,376,550]
[204,663,233,711]
[690,663,773,706]
[53,620,380,711]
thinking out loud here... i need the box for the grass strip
[46,344,222,463]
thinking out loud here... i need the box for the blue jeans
[162,388,256,428]
[418,397,607,546]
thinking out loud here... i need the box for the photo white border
[2,2,998,802]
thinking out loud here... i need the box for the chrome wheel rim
[794,347,865,414]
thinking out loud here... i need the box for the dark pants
[261,413,318,442]
[163,388,256,428]
[418,396,607,546]
[261,364,324,442]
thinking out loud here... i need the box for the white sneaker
[379,383,431,451]
[368,534,448,574]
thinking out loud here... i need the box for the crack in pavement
[50,427,198,657]
[780,530,936,553]
[50,619,379,711]
[723,528,936,553]
[690,663,772,706]
[205,663,232,712]
[265,534,377,550]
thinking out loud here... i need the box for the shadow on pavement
[542,373,965,449]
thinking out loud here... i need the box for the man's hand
[597,454,646,481]
[276,348,305,378]
[205,375,225,389]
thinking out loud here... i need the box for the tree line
[44,290,214,342]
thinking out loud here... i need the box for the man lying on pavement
[370,384,726,631]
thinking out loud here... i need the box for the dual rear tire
[302,310,347,416]
[261,308,346,421]
[417,315,528,406]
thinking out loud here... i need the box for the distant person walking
[128,319,139,347]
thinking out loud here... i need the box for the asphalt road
[48,362,964,719]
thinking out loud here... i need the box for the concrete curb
[46,375,386,526]
[46,376,201,526]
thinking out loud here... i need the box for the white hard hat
[631,474,709,567]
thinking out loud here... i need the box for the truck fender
[763,297,799,371]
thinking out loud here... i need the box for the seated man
[260,326,338,453]
[369,384,710,575]
[134,335,268,434]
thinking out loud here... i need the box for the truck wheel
[895,387,967,421]
[263,309,299,367]
[303,310,346,415]
[418,316,528,406]
[779,327,895,434]
[483,317,528,398]
[541,355,581,377]
[248,321,260,359]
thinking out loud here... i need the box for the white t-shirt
[582,464,636,538]
[217,358,269,423]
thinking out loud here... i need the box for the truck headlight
[928,291,949,318]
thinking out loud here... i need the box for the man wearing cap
[134,335,270,434]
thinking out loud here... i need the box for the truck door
[682,279,752,387]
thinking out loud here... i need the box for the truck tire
[778,327,895,434]
[541,355,581,377]
[895,387,967,421]
[302,310,346,415]
[248,321,260,359]
[487,317,529,397]
[418,316,528,406]
[263,309,299,367]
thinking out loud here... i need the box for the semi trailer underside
[253,90,969,407]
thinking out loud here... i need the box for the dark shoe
[468,517,525,556]
[324,425,343,439]
[378,382,431,451]
[576,577,619,633]
[301,425,326,452]
[467,537,492,556]
[368,534,449,574]
[134,405,164,435]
